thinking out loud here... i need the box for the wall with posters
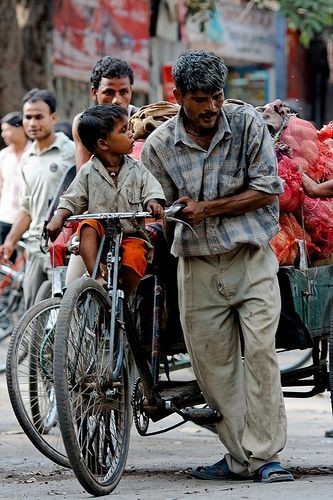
[52,0,150,119]
[226,67,270,107]
[184,0,277,66]
[183,0,278,106]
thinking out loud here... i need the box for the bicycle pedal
[179,407,222,425]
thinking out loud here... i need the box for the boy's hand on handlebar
[46,216,64,242]
[47,208,72,242]
[174,196,207,226]
[146,200,164,219]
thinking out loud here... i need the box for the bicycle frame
[66,212,151,386]
[64,209,219,430]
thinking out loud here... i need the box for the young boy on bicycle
[47,104,165,295]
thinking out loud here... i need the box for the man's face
[23,100,56,142]
[1,122,24,146]
[92,76,132,108]
[173,89,224,130]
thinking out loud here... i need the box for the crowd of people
[1,50,332,483]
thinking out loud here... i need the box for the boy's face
[100,116,134,155]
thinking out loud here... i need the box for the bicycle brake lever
[165,203,186,218]
[40,224,49,254]
[165,216,199,238]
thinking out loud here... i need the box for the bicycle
[53,207,220,496]
[6,292,69,467]
[5,164,80,464]
[0,241,26,373]
[53,208,333,496]
[5,256,73,467]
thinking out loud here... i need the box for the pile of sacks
[263,101,333,266]
[129,99,333,267]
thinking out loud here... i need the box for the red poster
[53,0,150,91]
[161,65,177,104]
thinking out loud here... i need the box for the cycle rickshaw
[48,208,332,496]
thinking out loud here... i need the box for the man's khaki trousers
[177,244,287,476]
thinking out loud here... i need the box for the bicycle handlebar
[65,204,186,223]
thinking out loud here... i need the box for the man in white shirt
[0,112,30,251]
[0,89,75,308]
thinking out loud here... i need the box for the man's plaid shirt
[141,102,284,257]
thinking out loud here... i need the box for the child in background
[47,104,165,296]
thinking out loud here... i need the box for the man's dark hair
[78,104,128,153]
[90,57,134,89]
[172,50,228,95]
[55,121,73,140]
[22,88,57,113]
[1,111,23,127]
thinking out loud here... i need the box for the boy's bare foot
[96,275,107,288]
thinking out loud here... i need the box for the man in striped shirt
[141,50,293,484]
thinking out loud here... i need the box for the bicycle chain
[131,378,150,435]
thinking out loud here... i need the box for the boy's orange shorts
[77,219,148,277]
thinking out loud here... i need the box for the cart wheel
[54,277,131,496]
[278,348,313,374]
[329,310,333,417]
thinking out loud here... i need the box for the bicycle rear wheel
[54,277,131,496]
[0,267,24,373]
[6,297,69,467]
[34,279,52,303]
[328,310,333,416]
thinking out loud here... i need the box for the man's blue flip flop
[189,457,243,481]
[253,462,294,483]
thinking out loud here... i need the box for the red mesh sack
[277,155,304,212]
[270,225,297,265]
[317,121,333,142]
[314,138,333,181]
[270,213,316,265]
[298,197,333,259]
[280,116,319,175]
[307,160,329,183]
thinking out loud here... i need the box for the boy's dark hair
[22,88,57,113]
[172,50,228,95]
[90,57,134,89]
[1,111,23,127]
[78,104,128,153]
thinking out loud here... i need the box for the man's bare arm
[175,189,275,226]
[72,114,92,170]
[302,173,333,198]
[0,211,31,261]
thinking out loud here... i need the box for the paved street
[0,362,333,499]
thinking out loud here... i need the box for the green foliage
[278,0,333,46]
[184,0,219,32]
[184,0,333,45]
[184,0,218,16]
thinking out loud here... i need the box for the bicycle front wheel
[54,277,131,496]
[6,297,69,467]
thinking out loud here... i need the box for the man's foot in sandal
[189,457,243,481]
[325,428,333,438]
[253,462,294,483]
